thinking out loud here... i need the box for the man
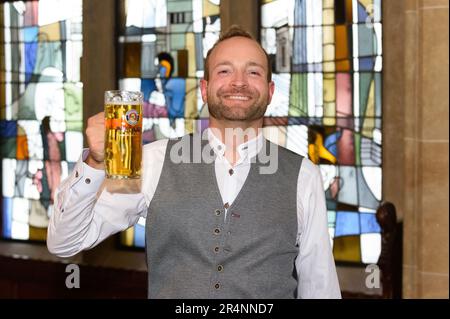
[47,26,341,299]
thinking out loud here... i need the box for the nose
[230,71,248,89]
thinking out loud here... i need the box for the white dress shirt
[47,128,341,299]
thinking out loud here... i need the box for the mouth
[222,95,252,101]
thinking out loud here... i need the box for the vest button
[85,178,91,184]
[217,265,223,272]
[214,283,220,289]
[214,209,221,216]
[214,246,219,253]
[214,228,221,235]
[223,202,230,209]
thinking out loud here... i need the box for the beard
[207,86,269,122]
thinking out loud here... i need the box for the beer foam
[105,101,142,105]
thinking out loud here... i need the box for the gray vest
[145,134,303,298]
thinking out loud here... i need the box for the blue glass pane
[358,24,376,57]
[358,2,369,23]
[2,197,13,238]
[24,26,39,42]
[359,57,375,71]
[335,211,360,237]
[360,213,381,233]
[324,132,341,157]
[141,78,157,102]
[0,121,17,137]
[25,42,38,84]
[134,223,146,248]
[164,78,186,119]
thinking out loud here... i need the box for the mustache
[216,87,257,97]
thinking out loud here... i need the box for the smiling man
[47,26,341,299]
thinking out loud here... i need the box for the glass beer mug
[104,90,143,179]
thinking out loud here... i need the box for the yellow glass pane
[121,227,134,246]
[185,119,194,135]
[333,235,362,262]
[323,0,334,8]
[39,22,61,41]
[0,82,5,119]
[184,78,198,129]
[323,76,336,103]
[323,25,335,46]
[186,33,196,78]
[323,8,334,25]
[323,61,336,73]
[308,132,337,164]
[362,79,375,138]
[203,0,220,17]
[29,225,47,241]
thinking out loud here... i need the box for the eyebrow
[213,61,265,70]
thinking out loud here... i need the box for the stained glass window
[118,0,221,247]
[261,0,382,264]
[1,0,83,241]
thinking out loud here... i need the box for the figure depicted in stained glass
[36,116,63,210]
[157,52,186,125]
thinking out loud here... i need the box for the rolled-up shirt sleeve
[295,159,341,299]
[47,149,147,257]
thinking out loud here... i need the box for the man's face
[200,37,275,122]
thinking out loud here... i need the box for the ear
[267,80,275,105]
[200,79,208,103]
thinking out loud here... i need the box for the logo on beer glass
[125,109,140,126]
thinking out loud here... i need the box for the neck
[209,117,263,166]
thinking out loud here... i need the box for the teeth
[226,95,250,100]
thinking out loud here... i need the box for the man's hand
[85,112,105,169]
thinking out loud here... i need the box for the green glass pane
[359,72,373,118]
[64,83,83,131]
[0,137,17,158]
[167,0,192,12]
[375,72,382,117]
[358,24,376,57]
[289,73,308,117]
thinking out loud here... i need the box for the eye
[249,70,262,76]
[218,69,230,75]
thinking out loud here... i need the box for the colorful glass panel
[1,0,83,241]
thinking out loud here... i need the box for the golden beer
[104,91,143,179]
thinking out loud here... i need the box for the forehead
[209,36,267,67]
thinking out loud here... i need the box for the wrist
[85,154,105,170]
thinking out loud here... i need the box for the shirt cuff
[69,148,105,190]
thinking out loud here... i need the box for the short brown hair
[204,25,272,82]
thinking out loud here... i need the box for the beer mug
[104,90,143,179]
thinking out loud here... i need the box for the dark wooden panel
[0,256,147,299]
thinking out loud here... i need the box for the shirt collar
[206,127,265,164]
